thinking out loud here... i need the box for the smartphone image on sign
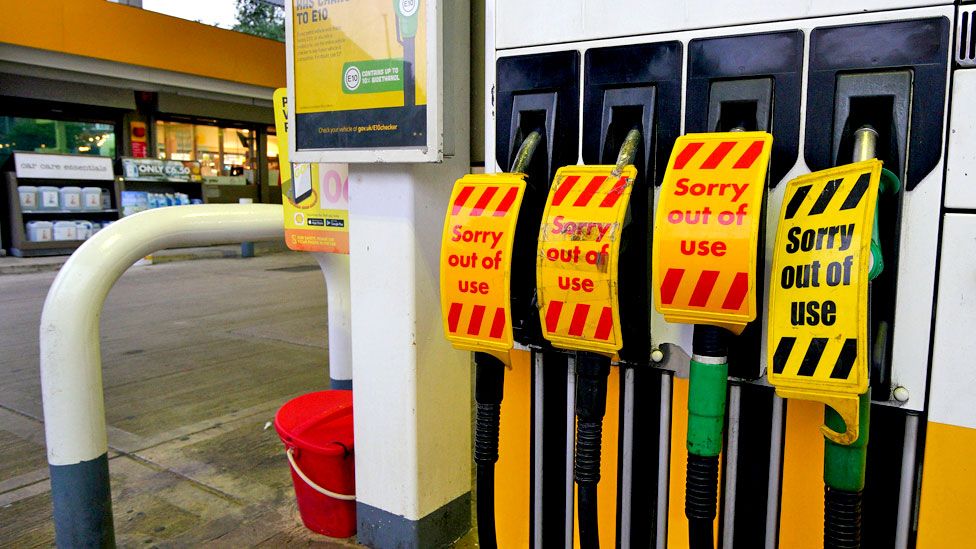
[292,163,314,204]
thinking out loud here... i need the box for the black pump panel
[831,71,912,183]
[598,86,656,172]
[582,42,681,369]
[496,51,580,182]
[508,92,557,171]
[707,78,772,133]
[804,18,950,191]
[686,31,803,187]
[583,42,682,186]
[496,52,580,347]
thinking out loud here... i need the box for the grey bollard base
[50,453,115,548]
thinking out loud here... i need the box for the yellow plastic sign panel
[537,165,637,355]
[767,160,882,445]
[274,88,351,253]
[652,132,772,334]
[440,174,526,361]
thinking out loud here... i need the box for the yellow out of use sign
[536,165,637,355]
[440,174,525,361]
[767,159,882,445]
[652,132,772,334]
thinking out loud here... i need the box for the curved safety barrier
[39,204,286,547]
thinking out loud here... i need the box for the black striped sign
[767,160,882,396]
[782,172,871,220]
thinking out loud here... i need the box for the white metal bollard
[39,204,285,547]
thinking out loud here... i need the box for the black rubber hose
[574,352,611,549]
[685,453,719,549]
[474,352,505,549]
[689,519,714,549]
[824,486,862,549]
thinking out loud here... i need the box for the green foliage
[232,0,285,42]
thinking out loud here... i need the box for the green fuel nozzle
[685,325,731,549]
[820,125,901,549]
[853,126,902,280]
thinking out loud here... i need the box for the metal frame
[39,204,285,546]
[285,0,445,163]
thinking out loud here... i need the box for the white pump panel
[494,0,948,49]
[945,70,976,210]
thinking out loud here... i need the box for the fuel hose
[472,129,542,548]
[575,127,641,549]
[686,325,730,549]
[473,351,505,549]
[575,352,611,548]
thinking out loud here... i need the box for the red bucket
[274,390,356,538]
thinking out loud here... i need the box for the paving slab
[0,250,478,547]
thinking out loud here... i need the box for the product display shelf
[118,178,204,203]
[3,171,121,257]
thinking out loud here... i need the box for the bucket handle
[286,448,356,501]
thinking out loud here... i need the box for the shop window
[266,130,280,186]
[156,120,257,181]
[156,120,194,161]
[195,125,221,176]
[0,117,116,166]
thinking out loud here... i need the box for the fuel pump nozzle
[683,125,748,549]
[512,130,542,175]
[822,124,900,549]
[573,127,641,549]
[471,130,542,549]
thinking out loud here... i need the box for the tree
[233,0,285,42]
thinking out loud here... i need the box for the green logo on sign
[341,59,404,94]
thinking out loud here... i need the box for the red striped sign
[537,165,636,355]
[652,132,772,335]
[440,174,526,356]
[544,300,615,342]
[446,302,507,340]
[672,139,767,171]
[550,174,630,209]
[658,268,750,312]
[452,185,520,217]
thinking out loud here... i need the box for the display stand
[3,152,119,257]
[117,157,204,213]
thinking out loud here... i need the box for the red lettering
[558,276,595,293]
[458,280,490,294]
[679,239,727,257]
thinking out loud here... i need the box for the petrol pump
[579,42,681,548]
[769,129,900,547]
[440,51,579,546]
[495,43,682,547]
[481,1,970,547]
